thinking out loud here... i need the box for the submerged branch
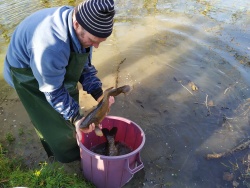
[206,139,250,160]
[115,58,126,88]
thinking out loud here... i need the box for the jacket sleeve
[79,48,103,101]
[44,85,80,121]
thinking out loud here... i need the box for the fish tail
[109,127,118,136]
[102,128,110,137]
[102,127,117,137]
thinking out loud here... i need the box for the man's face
[73,21,107,48]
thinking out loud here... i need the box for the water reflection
[0,0,250,187]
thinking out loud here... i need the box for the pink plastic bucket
[77,116,145,188]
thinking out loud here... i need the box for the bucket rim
[77,116,146,160]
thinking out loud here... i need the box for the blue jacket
[3,6,103,120]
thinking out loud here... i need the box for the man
[3,0,115,163]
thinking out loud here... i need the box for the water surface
[1,0,250,187]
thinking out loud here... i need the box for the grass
[0,143,95,188]
[5,133,15,144]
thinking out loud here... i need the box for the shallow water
[1,0,250,187]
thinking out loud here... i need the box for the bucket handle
[125,153,144,174]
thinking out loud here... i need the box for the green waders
[10,52,88,163]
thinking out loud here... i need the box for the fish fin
[104,87,114,93]
[107,107,110,113]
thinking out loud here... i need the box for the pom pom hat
[75,0,115,38]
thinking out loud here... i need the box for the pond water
[1,0,250,187]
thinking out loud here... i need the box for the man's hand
[97,94,115,106]
[75,116,102,141]
[108,96,115,107]
[75,95,115,140]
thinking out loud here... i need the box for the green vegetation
[0,144,94,188]
[5,133,15,144]
[18,128,24,136]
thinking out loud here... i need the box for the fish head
[122,85,131,93]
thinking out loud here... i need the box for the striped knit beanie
[75,0,115,38]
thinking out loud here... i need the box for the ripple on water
[1,0,250,187]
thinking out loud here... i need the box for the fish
[102,127,118,156]
[206,139,250,160]
[90,127,132,156]
[79,85,131,136]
